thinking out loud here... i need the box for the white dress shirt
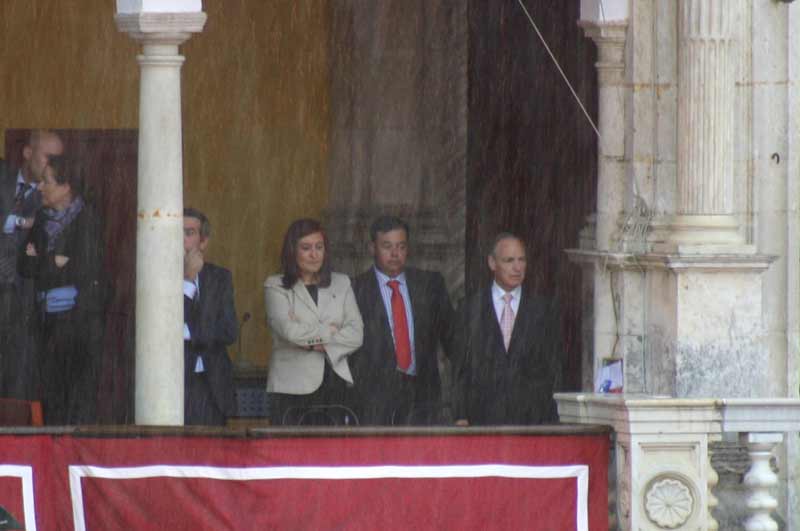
[374,267,417,375]
[183,276,204,372]
[491,281,522,327]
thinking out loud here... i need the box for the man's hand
[25,243,37,257]
[311,344,326,353]
[454,419,469,427]
[184,248,204,280]
[54,255,69,268]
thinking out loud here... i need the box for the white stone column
[669,0,745,248]
[573,18,629,391]
[578,21,626,252]
[115,3,207,425]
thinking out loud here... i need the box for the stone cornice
[565,248,777,273]
[720,399,800,433]
[555,393,721,436]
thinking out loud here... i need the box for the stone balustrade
[556,394,800,530]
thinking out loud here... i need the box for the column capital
[115,11,207,45]
[578,20,627,85]
[577,19,628,46]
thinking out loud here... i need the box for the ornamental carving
[644,477,694,528]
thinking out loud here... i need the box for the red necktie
[387,280,411,370]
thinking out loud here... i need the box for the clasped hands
[25,244,69,268]
[286,308,339,352]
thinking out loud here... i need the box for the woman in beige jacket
[264,218,363,425]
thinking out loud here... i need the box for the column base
[654,215,751,255]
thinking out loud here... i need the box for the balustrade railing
[556,394,800,530]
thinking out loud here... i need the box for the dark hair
[184,207,212,239]
[369,216,410,242]
[489,232,525,257]
[280,218,332,289]
[45,154,83,196]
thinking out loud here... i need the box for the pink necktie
[500,292,515,351]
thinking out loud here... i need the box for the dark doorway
[466,0,598,391]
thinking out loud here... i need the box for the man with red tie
[351,216,456,425]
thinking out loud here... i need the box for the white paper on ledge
[595,359,623,393]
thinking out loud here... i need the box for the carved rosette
[644,477,694,528]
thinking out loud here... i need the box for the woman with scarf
[19,155,104,425]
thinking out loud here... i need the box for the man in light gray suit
[0,130,64,399]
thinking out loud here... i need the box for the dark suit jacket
[454,286,562,425]
[351,267,456,425]
[18,201,105,423]
[0,161,41,285]
[19,201,105,316]
[185,262,238,422]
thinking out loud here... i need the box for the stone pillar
[578,21,626,252]
[669,0,744,249]
[556,394,722,530]
[115,3,206,425]
[574,21,628,390]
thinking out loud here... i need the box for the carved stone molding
[644,476,695,528]
[577,21,627,86]
[114,12,207,44]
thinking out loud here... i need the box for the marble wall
[573,0,800,525]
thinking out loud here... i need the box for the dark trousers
[0,284,38,400]
[38,309,98,425]
[184,349,226,426]
[268,363,355,426]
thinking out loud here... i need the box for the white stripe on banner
[69,463,589,531]
[0,465,36,531]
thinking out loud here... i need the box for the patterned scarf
[43,196,84,252]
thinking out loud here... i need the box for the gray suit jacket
[264,272,363,395]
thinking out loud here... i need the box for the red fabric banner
[0,432,608,530]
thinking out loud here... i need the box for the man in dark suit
[0,131,64,399]
[454,233,562,425]
[183,208,238,426]
[351,216,456,425]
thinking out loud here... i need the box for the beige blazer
[264,272,364,395]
